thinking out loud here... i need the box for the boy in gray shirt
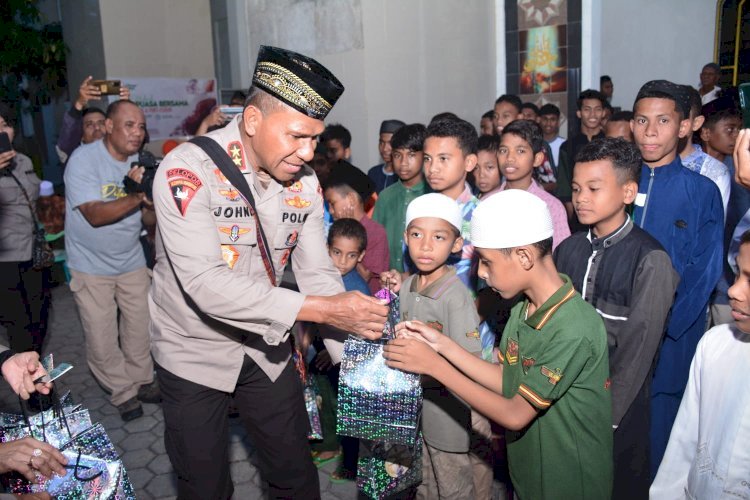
[385,193,481,499]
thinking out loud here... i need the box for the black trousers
[156,355,320,500]
[0,260,49,353]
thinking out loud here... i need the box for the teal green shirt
[372,179,429,271]
[499,275,613,500]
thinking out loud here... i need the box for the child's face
[493,102,521,134]
[476,247,525,299]
[572,160,636,235]
[632,98,691,166]
[423,136,476,198]
[325,139,349,161]
[392,148,424,185]
[378,132,394,164]
[577,98,604,131]
[521,108,540,122]
[605,120,633,142]
[539,113,560,137]
[475,150,501,194]
[729,242,750,334]
[328,236,364,276]
[404,217,463,274]
[703,116,741,156]
[324,187,358,220]
[498,133,542,184]
[480,117,494,136]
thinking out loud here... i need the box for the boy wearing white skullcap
[391,193,482,498]
[385,189,613,499]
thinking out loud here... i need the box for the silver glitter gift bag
[336,290,422,446]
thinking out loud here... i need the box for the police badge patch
[219,225,251,242]
[167,168,203,216]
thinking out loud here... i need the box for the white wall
[598,0,716,110]
[99,0,215,79]
[242,0,498,168]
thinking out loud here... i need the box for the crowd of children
[297,74,749,499]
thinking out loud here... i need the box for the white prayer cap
[471,189,553,248]
[39,181,54,197]
[405,193,463,232]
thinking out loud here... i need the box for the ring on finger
[32,448,42,457]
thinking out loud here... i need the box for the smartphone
[90,79,122,96]
[739,83,750,129]
[34,362,73,384]
[0,132,11,154]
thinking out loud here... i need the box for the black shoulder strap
[189,136,276,286]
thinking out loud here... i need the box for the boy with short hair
[700,106,741,165]
[521,102,540,122]
[539,103,564,166]
[556,89,607,222]
[651,229,750,498]
[681,86,731,213]
[324,163,389,294]
[492,94,523,135]
[384,189,613,499]
[630,80,724,474]
[373,123,429,272]
[398,193,483,499]
[321,123,352,161]
[327,218,369,294]
[554,137,679,499]
[367,119,405,193]
[479,110,494,136]
[492,119,570,249]
[604,111,634,142]
[474,134,501,198]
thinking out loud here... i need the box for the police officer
[150,46,389,498]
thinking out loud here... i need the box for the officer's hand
[317,292,388,340]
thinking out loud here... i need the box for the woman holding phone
[0,103,49,354]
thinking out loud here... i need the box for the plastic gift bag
[304,376,323,440]
[357,433,423,500]
[337,289,422,446]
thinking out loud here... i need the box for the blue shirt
[633,155,723,394]
[367,164,398,194]
[342,268,370,295]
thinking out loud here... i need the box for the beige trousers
[70,267,153,405]
[470,410,495,499]
[417,441,475,500]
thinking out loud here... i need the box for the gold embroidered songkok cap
[252,45,344,120]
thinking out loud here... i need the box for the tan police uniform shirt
[149,116,344,392]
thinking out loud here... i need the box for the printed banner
[116,77,218,140]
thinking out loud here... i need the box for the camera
[124,150,159,200]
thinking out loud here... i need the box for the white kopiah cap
[471,189,553,248]
[39,180,54,197]
[405,193,463,232]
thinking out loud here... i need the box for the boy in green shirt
[384,189,613,499]
[372,123,429,271]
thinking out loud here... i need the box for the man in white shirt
[698,63,721,105]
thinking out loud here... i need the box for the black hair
[577,89,607,110]
[391,123,427,152]
[477,134,500,154]
[230,90,247,105]
[494,94,522,113]
[328,218,367,252]
[633,90,686,120]
[685,86,703,117]
[574,137,642,185]
[482,110,494,120]
[608,110,633,123]
[321,123,352,148]
[323,161,374,205]
[500,119,545,154]
[82,107,105,118]
[429,112,459,126]
[600,75,612,85]
[521,102,540,116]
[498,237,553,258]
[703,63,721,73]
[0,103,14,126]
[603,101,614,113]
[425,118,478,156]
[703,107,741,130]
[539,103,560,117]
[740,229,750,247]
